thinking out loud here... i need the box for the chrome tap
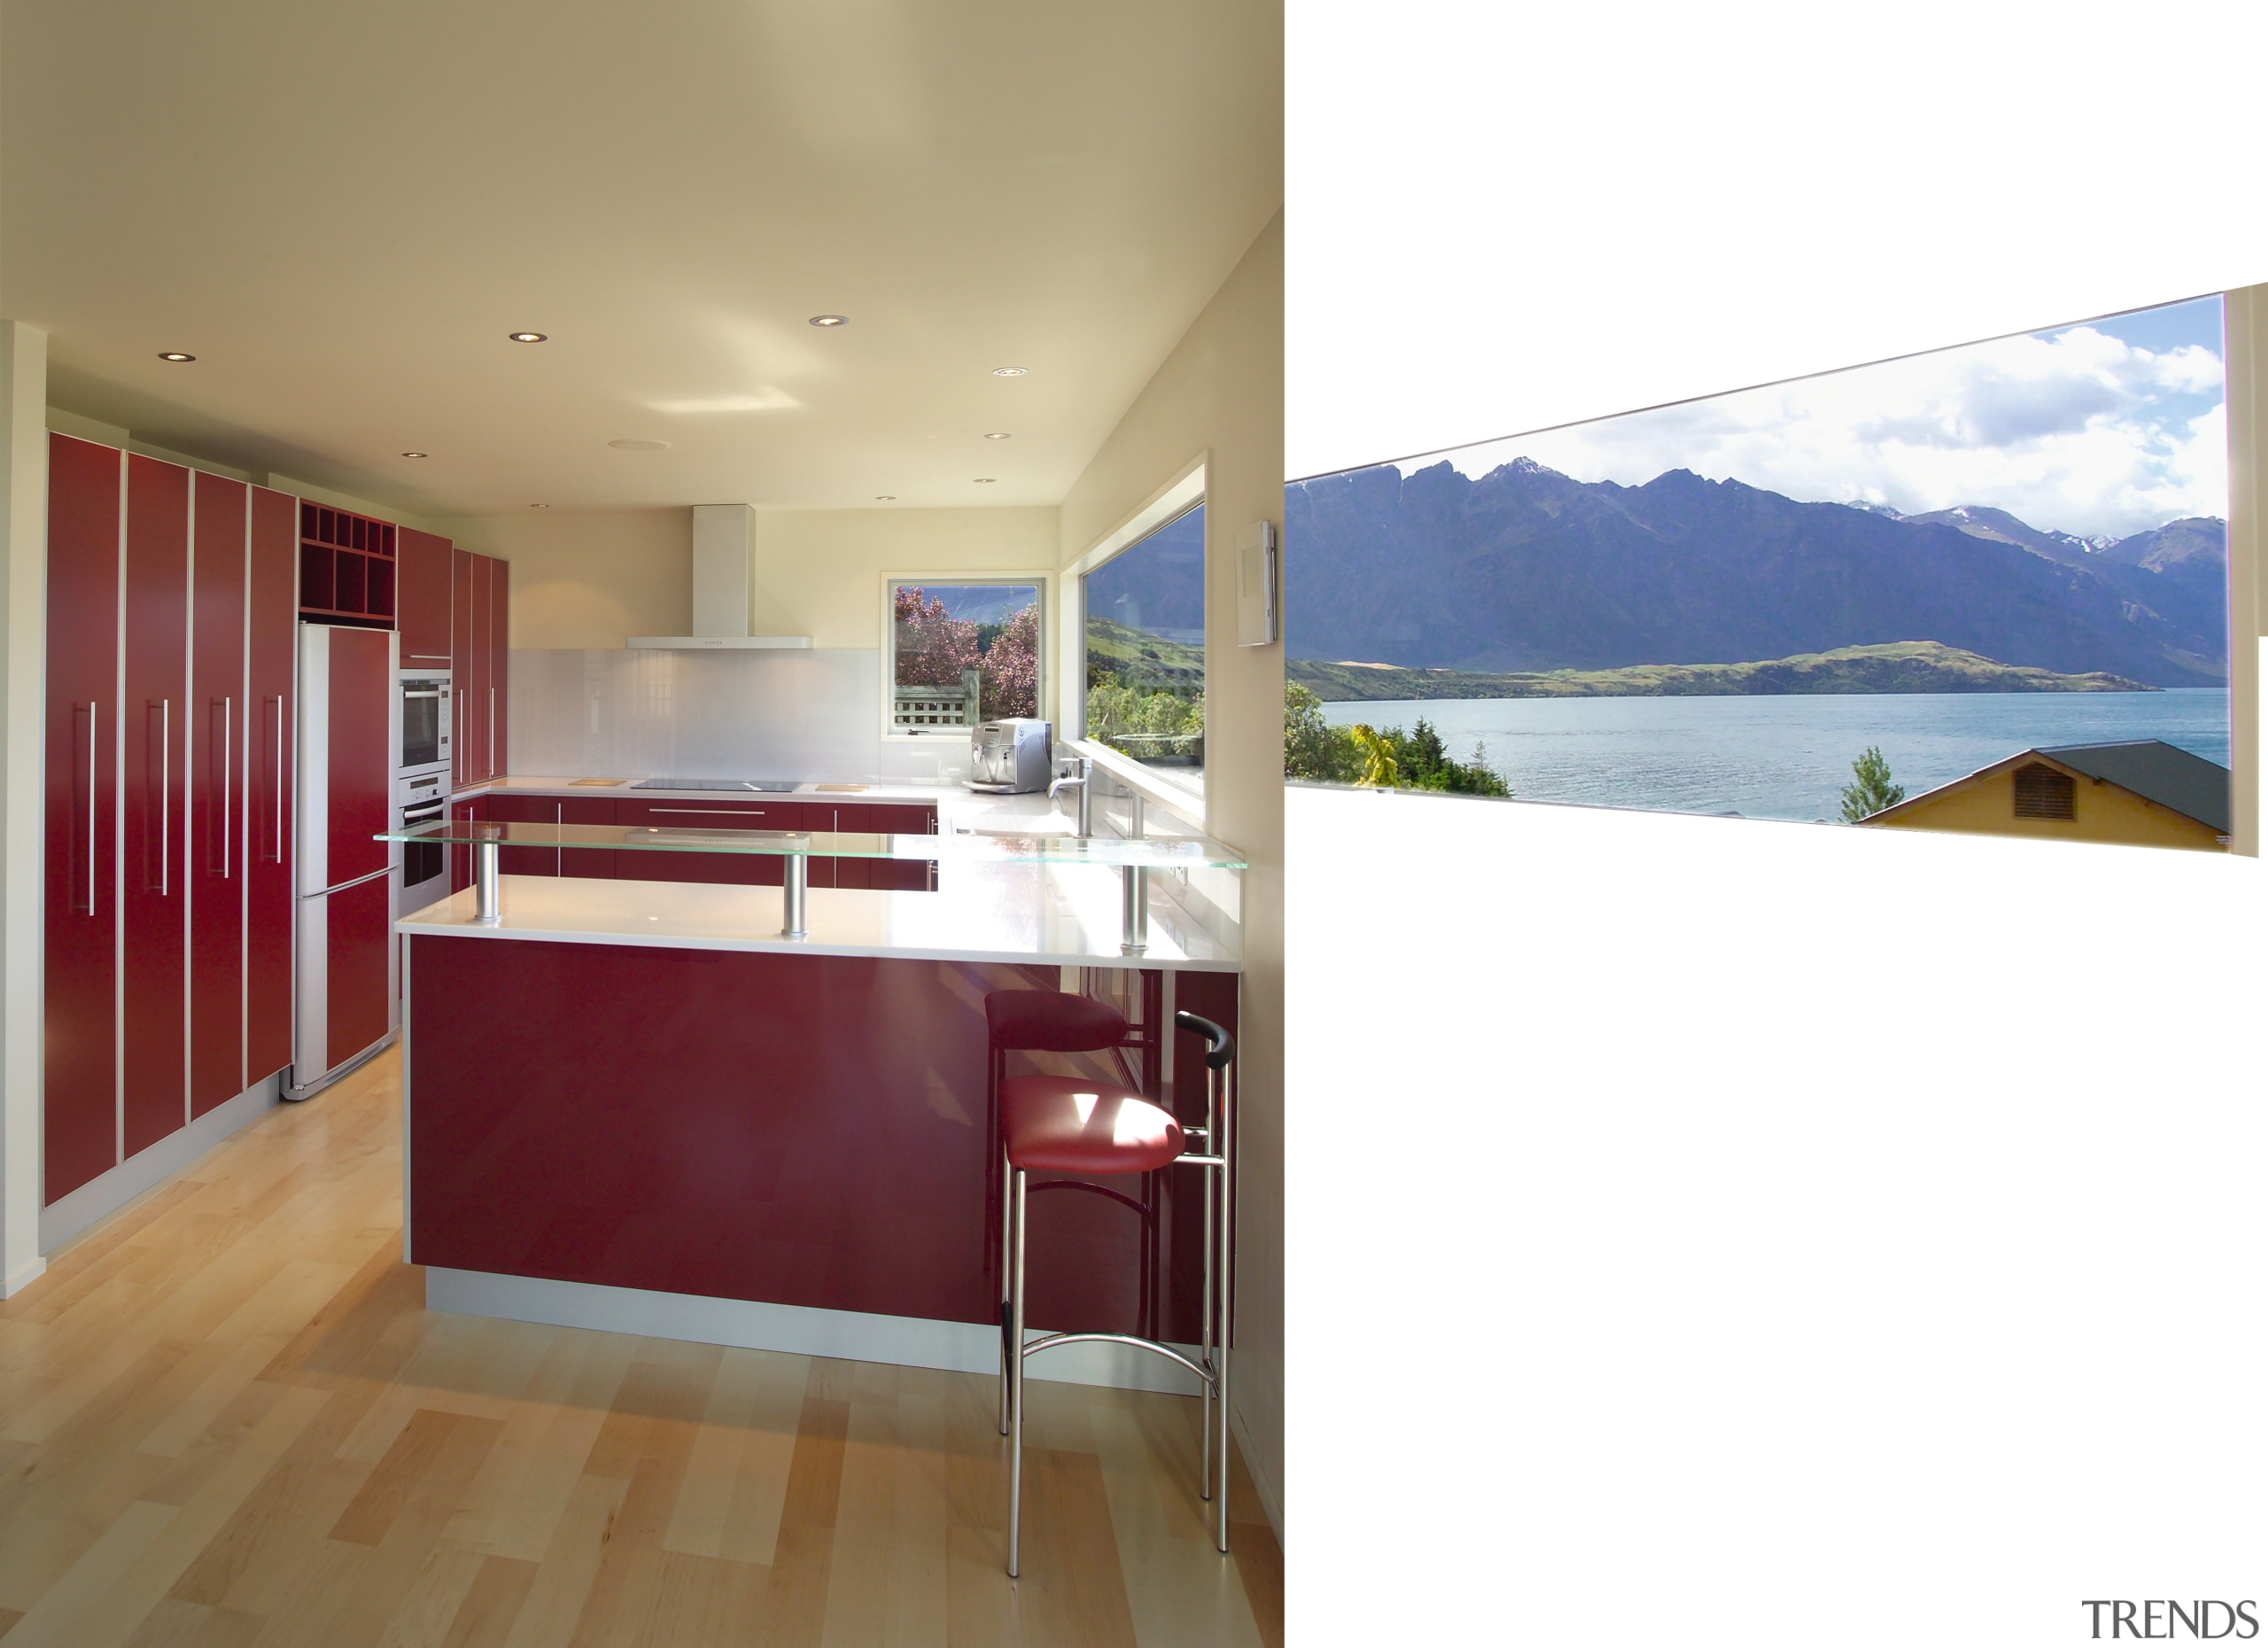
[1048,757,1093,837]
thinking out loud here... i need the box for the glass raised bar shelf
[376,820,1247,951]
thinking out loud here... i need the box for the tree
[1840,744,1905,822]
[892,587,979,689]
[1348,723,1400,788]
[1284,682,1355,781]
[977,601,1038,719]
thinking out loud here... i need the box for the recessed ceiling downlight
[529,502,550,509]
[874,495,896,501]
[983,432,1012,440]
[508,331,548,343]
[158,352,196,361]
[974,478,997,484]
[807,315,849,328]
[608,439,670,451]
[990,367,1027,377]
[400,451,428,459]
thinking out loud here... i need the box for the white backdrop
[1288,0,2268,483]
[1286,2,2268,1639]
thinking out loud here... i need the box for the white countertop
[394,862,1239,972]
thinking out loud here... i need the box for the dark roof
[2033,740,2231,835]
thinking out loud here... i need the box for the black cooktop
[632,778,801,793]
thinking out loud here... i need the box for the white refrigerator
[290,623,399,1098]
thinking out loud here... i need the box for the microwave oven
[400,671,451,777]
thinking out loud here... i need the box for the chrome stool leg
[1007,1166,1029,1578]
[998,1138,1014,1437]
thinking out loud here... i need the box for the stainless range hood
[629,503,811,649]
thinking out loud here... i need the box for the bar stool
[982,989,1146,1291]
[998,1009,1236,1578]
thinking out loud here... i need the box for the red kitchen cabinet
[246,486,298,1084]
[190,476,247,1117]
[398,528,454,670]
[836,801,937,890]
[449,795,485,894]
[558,797,616,879]
[486,557,509,779]
[122,455,190,1158]
[325,871,392,1070]
[451,549,481,784]
[43,434,121,1201]
[485,794,561,876]
[46,446,304,1213]
[297,502,396,626]
[616,797,796,886]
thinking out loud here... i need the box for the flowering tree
[978,601,1038,719]
[892,587,979,688]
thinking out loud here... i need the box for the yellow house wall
[1867,771,2225,851]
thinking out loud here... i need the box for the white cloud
[1420,324,2227,540]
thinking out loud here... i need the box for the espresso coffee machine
[968,718,1052,793]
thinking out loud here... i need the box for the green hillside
[1288,641,2155,702]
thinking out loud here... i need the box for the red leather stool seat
[1000,1076,1184,1176]
[986,991,1129,1053]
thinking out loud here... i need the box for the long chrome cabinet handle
[268,694,284,864]
[79,702,97,915]
[162,697,171,897]
[488,686,495,778]
[646,807,768,816]
[222,696,232,879]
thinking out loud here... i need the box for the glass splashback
[375,820,1247,871]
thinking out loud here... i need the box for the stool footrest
[1021,1330,1216,1391]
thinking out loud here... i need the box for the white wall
[752,506,1059,650]
[1,325,49,1296]
[1289,784,2265,1643]
[1291,1,2268,1636]
[1060,213,1286,1535]
[435,509,695,650]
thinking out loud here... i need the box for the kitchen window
[886,579,1043,734]
[1081,501,1206,772]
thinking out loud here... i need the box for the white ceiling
[2,1,1281,517]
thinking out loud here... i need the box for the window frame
[1061,457,1208,764]
[878,571,1050,741]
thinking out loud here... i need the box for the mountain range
[1282,460,2229,687]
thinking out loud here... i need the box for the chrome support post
[1120,865,1148,953]
[781,852,808,938]
[1215,1059,1235,1552]
[473,838,501,925]
[1007,1168,1029,1579]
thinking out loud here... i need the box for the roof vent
[2013,763,2077,820]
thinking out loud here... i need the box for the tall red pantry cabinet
[43,434,298,1212]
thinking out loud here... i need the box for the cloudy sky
[1408,297,2225,541]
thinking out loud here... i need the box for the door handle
[647,807,766,817]
[221,696,232,879]
[488,687,496,778]
[147,699,172,896]
[74,702,97,915]
[265,694,285,864]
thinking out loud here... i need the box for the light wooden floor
[0,1048,1284,1647]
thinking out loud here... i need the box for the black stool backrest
[1173,1010,1234,1071]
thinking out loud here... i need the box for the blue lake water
[1318,690,2233,821]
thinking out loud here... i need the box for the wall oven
[396,768,450,914]
[399,671,451,778]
